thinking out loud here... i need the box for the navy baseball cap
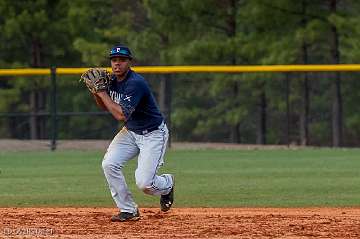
[109,45,133,59]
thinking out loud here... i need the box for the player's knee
[102,159,116,173]
[136,178,153,194]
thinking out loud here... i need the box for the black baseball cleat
[111,209,140,222]
[160,175,175,212]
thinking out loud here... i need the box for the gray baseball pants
[102,122,173,213]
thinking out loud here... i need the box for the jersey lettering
[109,91,131,104]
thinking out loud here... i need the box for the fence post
[285,73,290,147]
[159,74,172,148]
[50,67,57,151]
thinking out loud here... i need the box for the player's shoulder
[128,70,148,88]
[129,70,145,82]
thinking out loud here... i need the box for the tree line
[0,0,359,146]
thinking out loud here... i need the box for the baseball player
[90,45,174,222]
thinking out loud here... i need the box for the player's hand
[95,91,107,102]
[95,90,107,97]
[92,93,107,111]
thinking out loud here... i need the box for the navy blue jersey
[108,70,164,134]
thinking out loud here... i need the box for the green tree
[0,0,359,146]
[0,0,77,139]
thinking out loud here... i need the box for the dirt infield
[1,208,360,238]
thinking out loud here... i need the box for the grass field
[0,148,359,208]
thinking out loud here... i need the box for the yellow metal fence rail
[1,64,359,150]
[1,64,360,76]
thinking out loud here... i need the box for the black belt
[128,121,164,135]
[140,124,160,135]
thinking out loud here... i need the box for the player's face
[111,57,131,78]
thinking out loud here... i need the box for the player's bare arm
[96,91,126,121]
